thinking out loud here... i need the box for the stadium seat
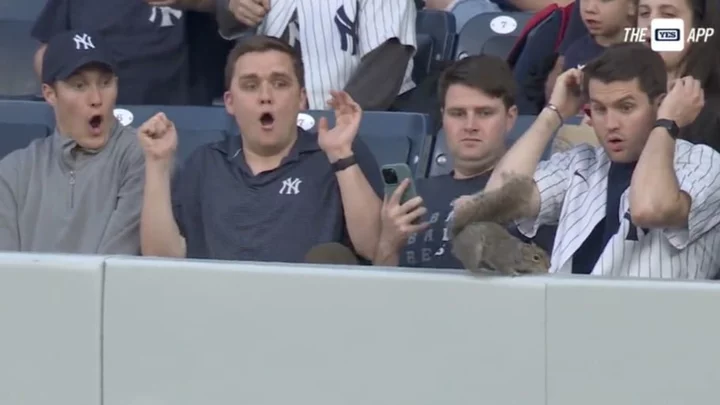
[478,35,519,59]
[294,110,433,177]
[412,34,435,83]
[510,8,565,115]
[454,12,532,59]
[0,19,41,99]
[416,9,457,63]
[112,105,233,164]
[428,115,552,177]
[0,99,53,158]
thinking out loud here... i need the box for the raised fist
[137,112,178,165]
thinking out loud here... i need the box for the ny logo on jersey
[279,177,302,195]
[149,6,183,27]
[73,34,94,50]
[288,10,301,52]
[334,4,359,55]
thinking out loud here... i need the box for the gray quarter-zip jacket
[0,120,144,254]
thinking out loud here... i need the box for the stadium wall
[1,253,719,405]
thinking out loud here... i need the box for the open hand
[657,76,704,128]
[318,90,362,161]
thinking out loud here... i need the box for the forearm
[140,166,186,257]
[336,165,382,259]
[630,128,685,226]
[373,241,400,266]
[486,108,561,191]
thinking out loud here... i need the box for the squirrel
[449,174,550,276]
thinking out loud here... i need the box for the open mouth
[89,114,103,133]
[259,112,275,127]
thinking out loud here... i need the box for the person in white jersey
[454,43,720,279]
[216,0,416,111]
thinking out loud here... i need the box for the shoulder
[674,140,720,166]
[0,136,51,180]
[542,143,600,168]
[113,124,145,163]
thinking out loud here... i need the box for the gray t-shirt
[0,120,145,254]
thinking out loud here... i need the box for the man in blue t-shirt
[373,55,555,269]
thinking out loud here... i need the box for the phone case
[381,163,418,205]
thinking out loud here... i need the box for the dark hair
[681,0,720,94]
[224,35,305,90]
[437,55,516,109]
[582,43,667,100]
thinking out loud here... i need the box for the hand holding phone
[381,163,418,204]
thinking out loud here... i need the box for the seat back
[296,111,432,177]
[412,34,435,83]
[429,115,552,177]
[0,99,53,158]
[455,12,532,59]
[112,105,232,164]
[0,20,41,98]
[416,9,457,63]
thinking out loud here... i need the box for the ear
[41,83,57,107]
[298,87,307,111]
[223,90,234,116]
[505,105,518,133]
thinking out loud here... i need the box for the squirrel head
[517,244,551,273]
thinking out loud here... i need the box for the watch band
[653,119,680,139]
[331,155,357,172]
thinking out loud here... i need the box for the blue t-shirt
[562,34,605,71]
[400,172,491,269]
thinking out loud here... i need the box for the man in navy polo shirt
[137,35,384,262]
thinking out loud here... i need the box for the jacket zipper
[69,170,75,209]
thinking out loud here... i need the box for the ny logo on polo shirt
[73,34,94,50]
[279,177,302,195]
[149,6,183,27]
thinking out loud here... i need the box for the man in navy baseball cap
[41,30,117,86]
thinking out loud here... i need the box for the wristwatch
[653,119,680,139]
[331,155,357,172]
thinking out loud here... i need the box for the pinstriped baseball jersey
[517,140,720,279]
[257,0,416,109]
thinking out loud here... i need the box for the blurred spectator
[374,55,554,268]
[216,0,417,111]
[424,0,502,31]
[637,0,720,151]
[31,0,214,105]
[545,0,637,99]
[473,43,720,279]
[0,31,144,254]
[138,36,383,262]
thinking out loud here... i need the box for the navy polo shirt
[562,34,605,71]
[400,172,556,269]
[32,0,190,105]
[171,129,384,262]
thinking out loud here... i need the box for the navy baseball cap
[41,31,116,85]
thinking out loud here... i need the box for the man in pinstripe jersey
[216,0,417,111]
[455,43,720,279]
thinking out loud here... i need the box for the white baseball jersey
[517,140,720,279]
[257,0,417,109]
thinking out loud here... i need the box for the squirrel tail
[450,174,535,237]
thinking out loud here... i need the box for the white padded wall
[546,278,720,405]
[0,253,103,405]
[102,258,547,405]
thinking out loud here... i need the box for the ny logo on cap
[73,33,95,50]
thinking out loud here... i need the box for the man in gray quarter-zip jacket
[0,30,145,254]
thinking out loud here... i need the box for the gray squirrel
[449,175,550,276]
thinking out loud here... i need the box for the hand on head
[548,68,586,120]
[379,179,430,252]
[658,76,705,128]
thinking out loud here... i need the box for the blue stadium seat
[113,105,233,164]
[416,9,457,63]
[511,8,564,115]
[295,110,433,177]
[429,115,552,177]
[454,12,532,59]
[0,99,53,158]
[412,34,434,83]
[0,19,41,98]
[0,0,45,21]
